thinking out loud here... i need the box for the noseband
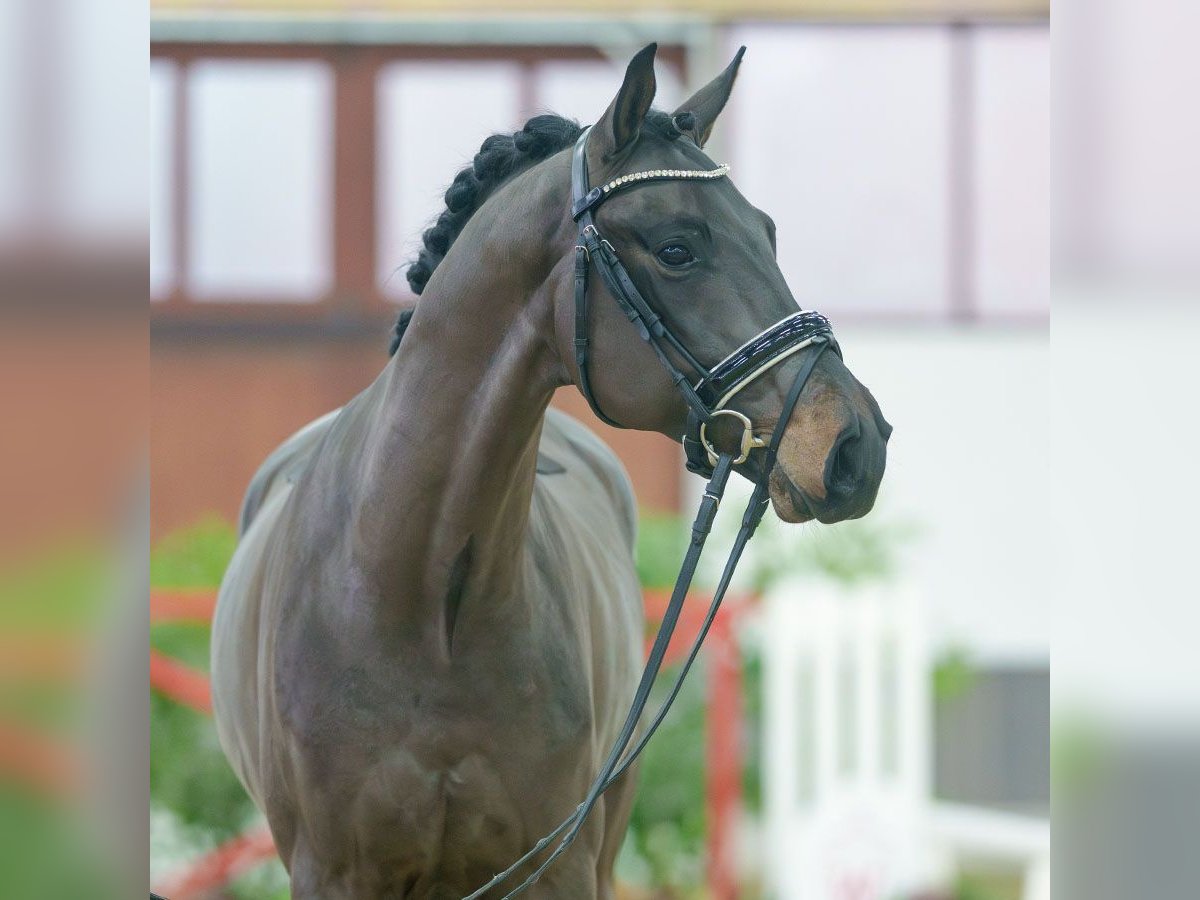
[465,126,838,899]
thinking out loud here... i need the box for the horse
[211,43,890,899]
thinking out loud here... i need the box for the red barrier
[150,589,217,623]
[641,589,748,897]
[155,826,277,900]
[149,649,212,714]
[706,604,744,900]
[0,723,76,797]
[151,589,750,897]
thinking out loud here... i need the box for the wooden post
[706,602,743,900]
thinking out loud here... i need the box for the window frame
[149,41,687,329]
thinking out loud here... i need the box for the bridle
[569,125,838,477]
[464,125,839,898]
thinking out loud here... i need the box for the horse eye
[656,244,694,267]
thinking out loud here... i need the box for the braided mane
[388,110,683,355]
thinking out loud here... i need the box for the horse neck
[349,163,572,630]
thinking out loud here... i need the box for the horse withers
[212,44,890,899]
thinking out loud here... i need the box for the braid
[388,115,582,354]
[388,109,680,355]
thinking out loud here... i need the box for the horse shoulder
[531,410,643,741]
[238,408,342,535]
[538,408,638,553]
[213,407,342,809]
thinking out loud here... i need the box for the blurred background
[141,1,1050,898]
[37,0,1200,897]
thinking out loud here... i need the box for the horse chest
[275,631,601,886]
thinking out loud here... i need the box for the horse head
[551,44,891,523]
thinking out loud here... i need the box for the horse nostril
[825,429,862,497]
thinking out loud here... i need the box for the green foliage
[0,546,112,744]
[636,512,688,590]
[739,645,766,814]
[0,680,75,732]
[0,785,122,900]
[932,647,978,706]
[149,515,238,590]
[734,512,920,594]
[0,543,110,630]
[149,629,254,839]
[954,869,1023,900]
[0,548,122,897]
[150,517,257,852]
[622,659,708,891]
[230,859,292,900]
[1051,713,1111,800]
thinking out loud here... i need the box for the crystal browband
[600,163,730,195]
[572,163,731,220]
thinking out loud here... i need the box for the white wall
[843,326,1049,664]
[729,25,951,318]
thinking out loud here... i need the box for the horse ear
[593,43,657,159]
[671,46,745,148]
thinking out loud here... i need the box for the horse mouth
[768,468,816,524]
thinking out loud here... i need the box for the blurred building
[149,2,1049,897]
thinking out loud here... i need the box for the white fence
[761,579,1050,900]
[764,579,931,900]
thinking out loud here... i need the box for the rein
[464,127,835,898]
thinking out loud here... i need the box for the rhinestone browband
[572,163,731,220]
[599,163,730,195]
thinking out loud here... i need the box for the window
[974,29,1050,316]
[535,58,684,122]
[0,0,25,235]
[376,61,521,297]
[61,0,147,237]
[729,23,1048,322]
[150,34,1046,325]
[731,26,951,317]
[187,59,333,301]
[151,44,690,320]
[150,59,175,299]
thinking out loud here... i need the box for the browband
[572,161,732,220]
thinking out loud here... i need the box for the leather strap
[695,311,840,407]
[573,243,622,428]
[571,132,712,431]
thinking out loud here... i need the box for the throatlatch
[464,125,838,899]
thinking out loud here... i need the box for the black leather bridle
[569,125,838,478]
[464,125,839,899]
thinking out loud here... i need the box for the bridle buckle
[700,408,765,467]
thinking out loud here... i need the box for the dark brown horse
[212,45,889,899]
